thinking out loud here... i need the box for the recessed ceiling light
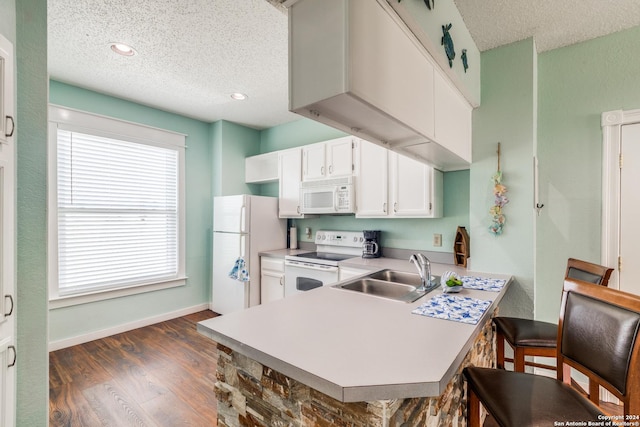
[230,92,248,101]
[110,42,136,57]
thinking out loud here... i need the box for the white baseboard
[48,303,210,352]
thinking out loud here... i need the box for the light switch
[433,234,442,247]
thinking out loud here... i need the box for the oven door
[284,260,339,297]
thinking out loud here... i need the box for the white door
[0,33,15,427]
[213,195,249,233]
[390,152,432,217]
[619,123,640,295]
[211,232,250,314]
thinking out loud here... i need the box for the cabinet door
[261,271,284,304]
[349,0,435,140]
[434,71,472,163]
[0,337,15,427]
[326,137,353,177]
[355,140,388,217]
[302,143,326,181]
[278,148,303,218]
[390,152,433,217]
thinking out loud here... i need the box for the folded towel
[228,257,250,282]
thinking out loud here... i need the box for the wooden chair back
[565,257,613,286]
[557,278,640,415]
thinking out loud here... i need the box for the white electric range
[284,230,364,297]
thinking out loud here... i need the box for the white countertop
[198,258,512,402]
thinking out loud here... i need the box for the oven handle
[285,260,339,272]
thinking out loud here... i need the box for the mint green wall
[48,81,212,343]
[211,120,261,196]
[471,39,537,318]
[259,119,470,252]
[15,0,49,424]
[536,26,640,322]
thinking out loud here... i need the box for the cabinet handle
[394,202,398,213]
[279,276,284,286]
[4,294,13,317]
[321,166,325,175]
[8,345,16,368]
[328,165,333,174]
[5,116,14,138]
[383,202,387,213]
[297,206,300,214]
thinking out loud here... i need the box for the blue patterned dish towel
[412,294,491,325]
[460,276,506,292]
[228,257,250,282]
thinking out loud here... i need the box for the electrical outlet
[433,233,442,247]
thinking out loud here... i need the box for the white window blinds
[56,129,179,295]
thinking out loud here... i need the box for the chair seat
[463,367,604,426]
[493,317,557,348]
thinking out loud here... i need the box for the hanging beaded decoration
[489,143,509,236]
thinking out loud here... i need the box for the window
[48,106,186,306]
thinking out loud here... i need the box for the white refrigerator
[212,195,286,314]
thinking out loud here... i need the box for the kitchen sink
[334,270,440,303]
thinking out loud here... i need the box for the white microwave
[300,177,355,214]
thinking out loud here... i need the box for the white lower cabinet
[261,257,285,304]
[355,140,442,218]
[338,266,370,281]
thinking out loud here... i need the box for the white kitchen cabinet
[433,71,472,164]
[354,139,388,217]
[245,151,279,183]
[261,257,285,304]
[302,136,353,181]
[0,33,15,427]
[338,266,370,281]
[290,0,473,171]
[355,140,442,218]
[278,148,303,218]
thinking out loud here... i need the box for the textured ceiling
[48,0,640,130]
[48,0,297,129]
[453,0,640,52]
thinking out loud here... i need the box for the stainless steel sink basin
[367,269,423,287]
[334,270,441,303]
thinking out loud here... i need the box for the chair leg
[514,347,526,372]
[467,387,481,427]
[496,332,505,369]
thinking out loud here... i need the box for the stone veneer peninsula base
[213,314,495,427]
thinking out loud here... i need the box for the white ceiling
[48,0,640,130]
[453,0,640,53]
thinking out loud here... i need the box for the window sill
[49,276,188,310]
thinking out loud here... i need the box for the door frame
[601,108,640,289]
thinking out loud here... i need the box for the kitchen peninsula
[198,260,511,426]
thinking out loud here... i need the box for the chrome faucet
[410,253,432,292]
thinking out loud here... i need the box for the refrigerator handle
[240,204,247,233]
[240,235,246,258]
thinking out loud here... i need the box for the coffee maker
[362,230,381,258]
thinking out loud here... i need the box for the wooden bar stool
[464,278,640,426]
[493,258,613,372]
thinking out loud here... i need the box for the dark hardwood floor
[49,310,219,427]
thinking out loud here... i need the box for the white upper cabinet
[289,0,472,171]
[245,151,279,183]
[354,139,388,217]
[302,136,353,181]
[278,148,304,218]
[355,140,442,218]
